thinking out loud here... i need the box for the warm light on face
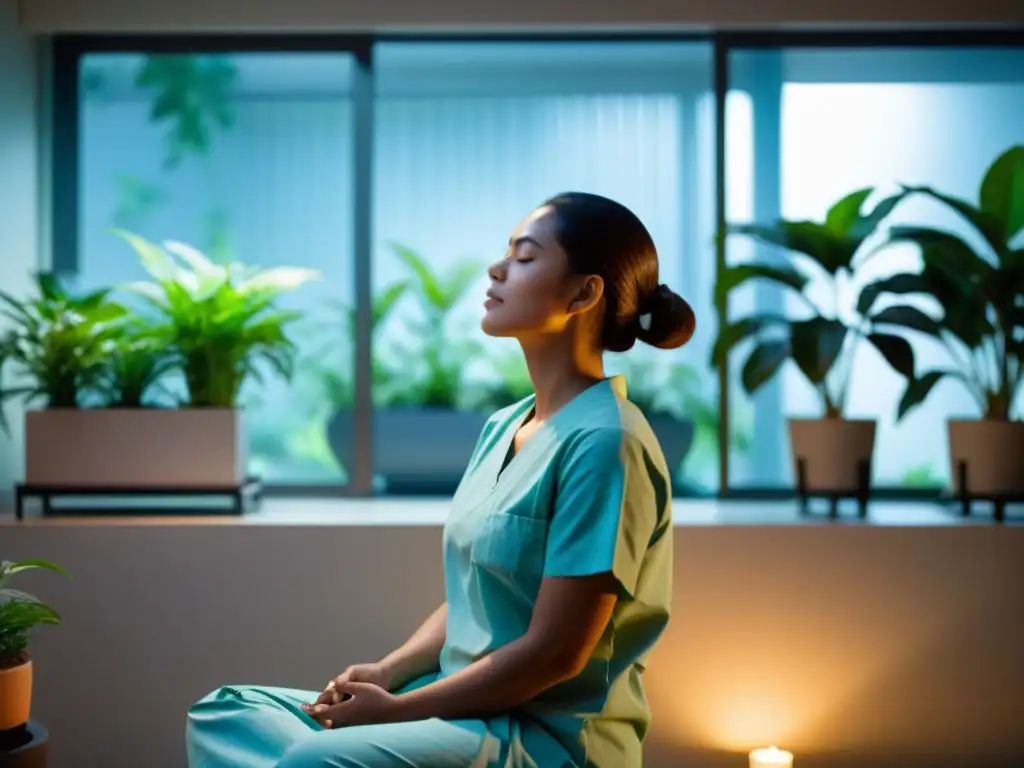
[749,746,794,768]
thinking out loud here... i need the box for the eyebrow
[509,235,544,250]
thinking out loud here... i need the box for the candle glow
[749,745,794,768]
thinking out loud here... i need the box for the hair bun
[637,284,696,350]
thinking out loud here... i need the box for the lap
[278,718,500,768]
[188,683,500,768]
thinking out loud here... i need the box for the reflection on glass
[78,52,356,484]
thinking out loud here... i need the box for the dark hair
[542,192,696,353]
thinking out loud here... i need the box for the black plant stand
[0,720,48,768]
[956,461,1021,523]
[795,458,871,520]
[13,477,263,521]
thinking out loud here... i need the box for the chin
[480,312,519,338]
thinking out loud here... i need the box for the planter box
[949,419,1024,496]
[789,418,877,494]
[25,408,246,488]
[328,408,489,492]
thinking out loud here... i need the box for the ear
[567,274,604,316]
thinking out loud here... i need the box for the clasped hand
[300,663,400,729]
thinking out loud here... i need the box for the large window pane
[77,52,356,484]
[368,41,718,495]
[725,47,1024,489]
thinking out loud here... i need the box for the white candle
[749,746,794,768]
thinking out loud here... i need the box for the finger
[333,680,376,696]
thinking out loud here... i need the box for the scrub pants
[185,683,502,768]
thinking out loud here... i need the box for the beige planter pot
[948,419,1024,496]
[25,408,246,488]
[0,659,32,731]
[789,418,877,494]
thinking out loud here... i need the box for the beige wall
[17,0,1024,32]
[0,0,39,496]
[3,520,1022,768]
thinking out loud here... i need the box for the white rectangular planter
[25,408,247,488]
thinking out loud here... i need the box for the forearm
[393,631,573,722]
[378,603,447,689]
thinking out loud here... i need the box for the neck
[519,332,604,422]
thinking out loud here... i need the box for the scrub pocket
[471,512,549,594]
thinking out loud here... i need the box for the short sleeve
[543,428,660,597]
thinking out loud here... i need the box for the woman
[187,192,696,768]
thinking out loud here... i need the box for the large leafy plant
[0,274,126,433]
[861,145,1024,422]
[305,280,409,410]
[0,559,70,668]
[382,244,484,409]
[712,188,913,418]
[116,230,319,407]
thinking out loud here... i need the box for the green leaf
[740,340,790,394]
[850,190,906,240]
[790,318,847,384]
[714,263,808,305]
[869,305,940,337]
[731,221,849,273]
[901,185,1006,261]
[979,145,1024,243]
[867,332,915,378]
[825,187,873,236]
[897,370,948,421]
[390,243,446,310]
[710,314,789,367]
[888,226,993,287]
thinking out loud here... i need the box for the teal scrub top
[440,375,674,767]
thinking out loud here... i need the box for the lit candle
[749,746,793,768]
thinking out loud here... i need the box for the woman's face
[480,206,602,340]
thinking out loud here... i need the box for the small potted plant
[862,145,1024,499]
[0,559,70,731]
[712,188,913,494]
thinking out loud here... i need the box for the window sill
[0,498,1009,527]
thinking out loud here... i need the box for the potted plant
[14,229,319,491]
[862,145,1024,499]
[330,243,488,492]
[712,188,914,494]
[0,559,70,731]
[0,274,127,484]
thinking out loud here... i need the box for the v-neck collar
[494,375,626,482]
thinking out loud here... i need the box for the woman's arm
[391,575,617,721]
[378,602,448,690]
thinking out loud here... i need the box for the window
[72,48,360,485]
[368,41,719,495]
[725,46,1024,490]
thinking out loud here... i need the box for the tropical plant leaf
[731,221,849,273]
[790,318,847,384]
[870,305,941,337]
[390,243,447,310]
[888,226,993,286]
[825,187,874,236]
[709,314,789,367]
[866,332,915,378]
[897,370,953,421]
[900,185,1006,262]
[978,144,1024,243]
[740,340,790,394]
[714,263,808,305]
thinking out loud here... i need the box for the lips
[485,289,503,303]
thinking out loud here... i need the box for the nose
[487,257,507,282]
